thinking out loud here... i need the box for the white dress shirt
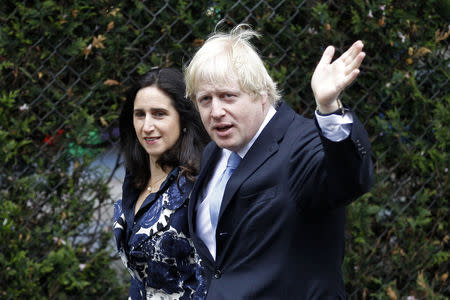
[196,105,353,259]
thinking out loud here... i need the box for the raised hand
[311,41,365,114]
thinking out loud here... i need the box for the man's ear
[258,90,269,109]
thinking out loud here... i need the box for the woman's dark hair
[119,68,210,190]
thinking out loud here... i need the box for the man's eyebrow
[212,87,241,93]
[196,91,210,98]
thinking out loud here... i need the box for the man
[184,24,373,299]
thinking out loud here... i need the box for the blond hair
[184,24,281,105]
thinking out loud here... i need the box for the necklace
[146,174,167,193]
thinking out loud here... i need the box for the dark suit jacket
[188,101,373,299]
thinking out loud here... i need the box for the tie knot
[227,152,241,169]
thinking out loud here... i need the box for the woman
[113,68,209,299]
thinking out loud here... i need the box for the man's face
[195,78,268,152]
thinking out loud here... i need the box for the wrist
[316,99,346,116]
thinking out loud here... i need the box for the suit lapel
[188,143,220,228]
[188,143,221,265]
[218,102,295,222]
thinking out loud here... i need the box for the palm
[311,41,365,112]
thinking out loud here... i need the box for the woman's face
[133,86,181,162]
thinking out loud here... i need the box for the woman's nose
[143,116,154,132]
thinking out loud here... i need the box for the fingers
[341,40,364,65]
[341,66,362,90]
[345,51,366,76]
[313,40,366,95]
[340,41,365,89]
[321,41,365,69]
[318,45,335,65]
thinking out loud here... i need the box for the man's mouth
[214,125,232,132]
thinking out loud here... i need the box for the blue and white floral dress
[113,167,206,300]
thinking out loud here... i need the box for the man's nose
[210,98,225,119]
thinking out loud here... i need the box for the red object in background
[43,129,64,145]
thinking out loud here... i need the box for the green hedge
[1,0,448,299]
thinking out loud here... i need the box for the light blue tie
[209,152,241,231]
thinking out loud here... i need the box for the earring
[182,128,187,133]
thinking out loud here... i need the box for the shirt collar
[234,105,277,158]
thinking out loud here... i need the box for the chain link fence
[1,0,448,299]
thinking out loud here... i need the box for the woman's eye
[153,110,166,117]
[134,111,145,118]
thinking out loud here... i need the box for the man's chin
[215,140,241,152]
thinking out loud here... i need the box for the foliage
[0,0,448,299]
